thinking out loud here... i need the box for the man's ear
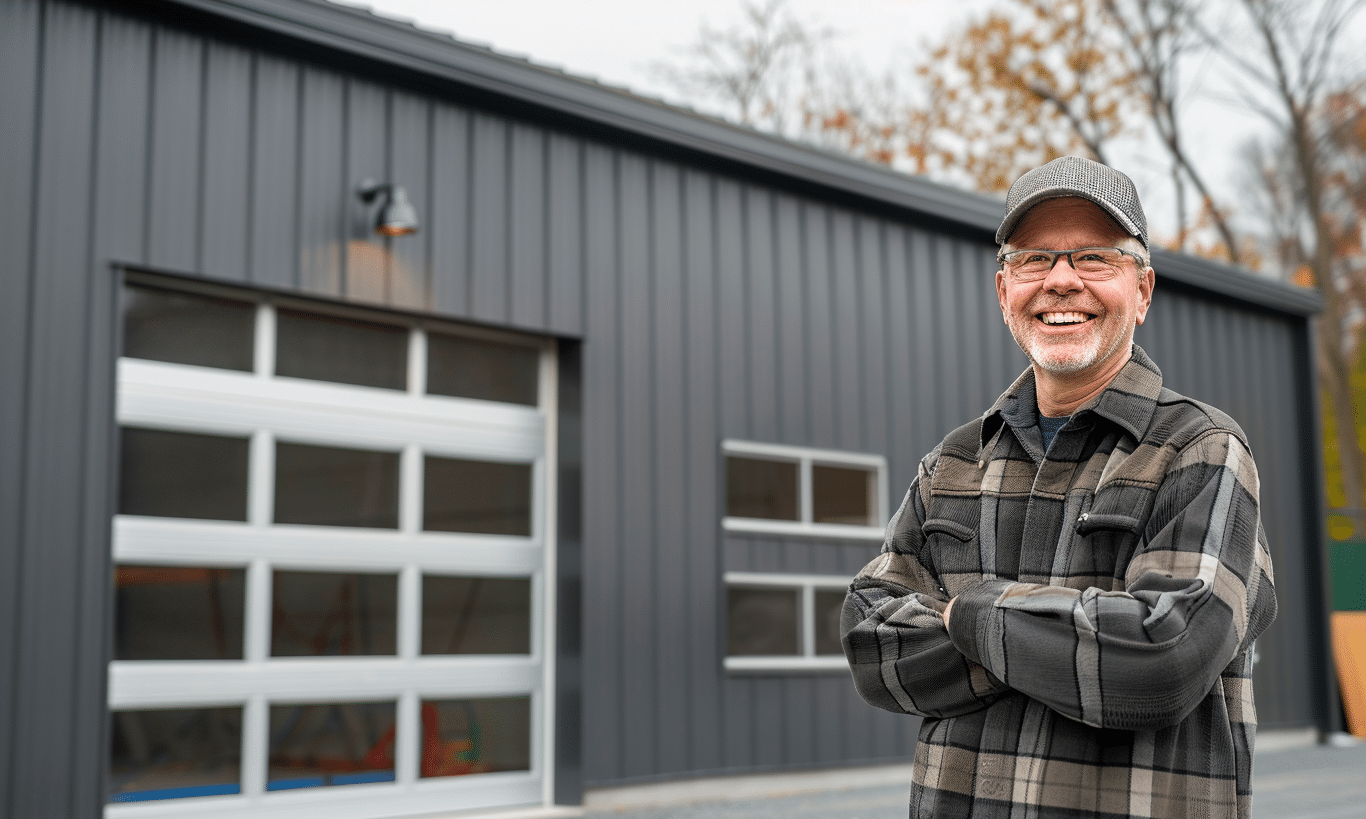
[996,270,1009,324]
[1134,266,1155,325]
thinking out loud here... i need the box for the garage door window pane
[814,590,846,656]
[123,283,254,371]
[268,701,396,790]
[109,707,241,802]
[114,566,245,660]
[421,697,531,778]
[120,427,249,521]
[275,308,407,390]
[272,571,397,657]
[727,587,799,656]
[726,457,798,521]
[275,442,399,528]
[422,576,531,655]
[426,332,539,406]
[424,456,531,536]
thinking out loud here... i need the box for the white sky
[340,1,1360,251]
[346,0,996,105]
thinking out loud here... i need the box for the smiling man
[842,156,1277,819]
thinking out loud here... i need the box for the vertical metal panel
[579,142,623,779]
[470,112,510,322]
[343,78,387,302]
[200,40,252,280]
[617,152,656,780]
[744,189,779,444]
[96,14,151,267]
[803,207,836,446]
[546,133,584,337]
[248,53,299,288]
[510,123,548,328]
[857,217,889,456]
[775,194,809,443]
[296,66,345,297]
[13,3,107,816]
[146,26,202,271]
[829,212,862,449]
[428,101,471,315]
[681,168,724,774]
[649,160,690,777]
[389,90,429,309]
[0,0,41,808]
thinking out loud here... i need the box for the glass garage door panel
[275,309,407,390]
[274,442,400,528]
[727,587,800,656]
[422,576,531,655]
[423,456,531,536]
[114,281,552,816]
[109,706,242,803]
[420,697,531,778]
[114,566,246,661]
[272,571,399,657]
[122,283,255,372]
[120,427,249,521]
[426,332,539,406]
[267,701,397,790]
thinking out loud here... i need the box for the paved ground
[578,738,1366,819]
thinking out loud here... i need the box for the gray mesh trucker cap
[996,156,1148,249]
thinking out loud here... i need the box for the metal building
[0,0,1337,817]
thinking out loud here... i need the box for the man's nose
[1041,253,1083,292]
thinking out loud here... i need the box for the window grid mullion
[255,303,276,379]
[801,584,815,658]
[240,693,268,797]
[799,458,813,525]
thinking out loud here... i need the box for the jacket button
[1078,513,1089,523]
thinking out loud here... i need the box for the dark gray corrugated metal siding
[0,1,1326,812]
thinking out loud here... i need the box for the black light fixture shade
[358,179,420,237]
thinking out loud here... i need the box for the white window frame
[109,274,558,819]
[723,572,851,673]
[721,439,888,541]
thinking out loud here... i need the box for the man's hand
[943,597,955,630]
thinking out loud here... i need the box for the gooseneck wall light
[357,178,420,237]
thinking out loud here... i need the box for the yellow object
[1331,611,1366,737]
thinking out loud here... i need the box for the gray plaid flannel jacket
[842,346,1277,819]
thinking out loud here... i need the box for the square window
[812,464,876,525]
[727,587,800,656]
[725,456,798,521]
[814,590,847,656]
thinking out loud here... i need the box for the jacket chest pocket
[1069,504,1144,589]
[922,516,979,597]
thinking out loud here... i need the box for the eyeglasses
[997,246,1147,281]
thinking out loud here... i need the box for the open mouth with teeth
[1038,311,1095,326]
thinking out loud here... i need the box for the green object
[1328,540,1366,611]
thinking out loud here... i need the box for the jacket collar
[979,344,1163,450]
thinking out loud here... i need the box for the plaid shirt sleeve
[946,428,1277,731]
[841,448,1013,719]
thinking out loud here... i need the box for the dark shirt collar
[979,344,1164,451]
